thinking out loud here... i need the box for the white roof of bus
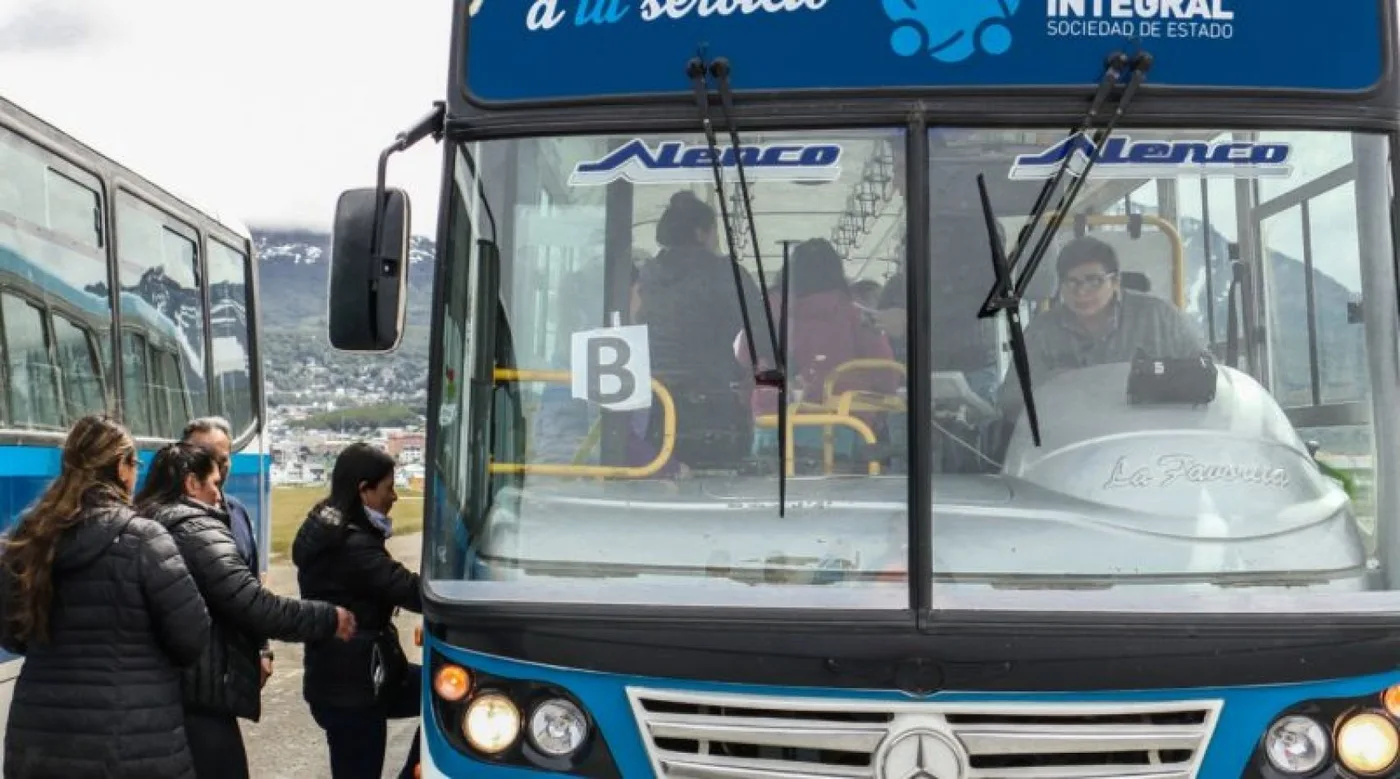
[0,94,252,243]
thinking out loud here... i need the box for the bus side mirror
[328,187,410,352]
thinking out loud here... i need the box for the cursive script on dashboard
[522,0,829,32]
[1103,454,1290,490]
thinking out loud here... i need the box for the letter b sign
[571,325,652,411]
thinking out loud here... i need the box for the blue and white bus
[331,1,1400,776]
[0,94,269,717]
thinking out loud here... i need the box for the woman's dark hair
[318,443,396,519]
[133,442,219,515]
[655,190,716,249]
[783,238,851,298]
[2,415,135,644]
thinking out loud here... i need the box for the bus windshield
[427,126,1400,614]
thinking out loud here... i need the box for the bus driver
[1018,235,1206,385]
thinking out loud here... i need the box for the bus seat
[1120,271,1151,294]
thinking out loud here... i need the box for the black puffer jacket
[151,498,339,722]
[293,503,422,709]
[1,500,210,779]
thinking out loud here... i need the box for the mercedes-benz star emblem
[872,727,966,779]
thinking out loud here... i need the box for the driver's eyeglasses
[1061,272,1115,292]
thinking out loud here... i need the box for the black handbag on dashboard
[1126,347,1218,406]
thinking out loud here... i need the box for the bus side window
[207,240,256,435]
[45,169,103,249]
[120,330,153,436]
[116,195,209,431]
[152,347,187,436]
[0,124,113,428]
[50,313,104,421]
[0,292,62,430]
[0,134,44,224]
[162,229,205,422]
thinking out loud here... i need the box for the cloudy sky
[0,0,450,232]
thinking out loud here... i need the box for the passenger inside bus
[873,270,907,362]
[635,190,769,472]
[851,279,882,310]
[739,238,896,420]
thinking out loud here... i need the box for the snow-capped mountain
[251,228,433,407]
[253,229,435,330]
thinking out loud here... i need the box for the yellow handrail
[489,368,676,478]
[826,391,906,473]
[834,390,907,418]
[802,360,907,472]
[821,359,908,405]
[754,412,882,477]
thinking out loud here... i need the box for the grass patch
[269,486,424,559]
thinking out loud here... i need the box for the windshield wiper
[1005,51,1152,304]
[978,52,1130,310]
[976,172,1041,446]
[975,50,1153,447]
[686,54,789,515]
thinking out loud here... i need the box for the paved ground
[242,533,424,779]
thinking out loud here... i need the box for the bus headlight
[464,693,521,754]
[528,698,589,757]
[1381,684,1400,719]
[1336,711,1400,775]
[433,664,472,703]
[1263,715,1329,774]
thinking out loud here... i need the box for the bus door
[1243,132,1393,563]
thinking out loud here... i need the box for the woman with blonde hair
[0,414,210,778]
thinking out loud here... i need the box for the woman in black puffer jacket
[136,442,357,779]
[0,415,210,779]
[294,443,423,779]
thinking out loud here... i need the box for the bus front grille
[625,687,1221,779]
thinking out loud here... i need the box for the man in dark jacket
[182,417,271,683]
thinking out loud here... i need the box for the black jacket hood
[53,499,136,573]
[148,498,230,533]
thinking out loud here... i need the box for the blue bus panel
[0,445,268,666]
[0,445,270,538]
[464,0,1386,103]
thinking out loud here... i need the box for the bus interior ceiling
[599,129,1218,291]
[626,136,905,286]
